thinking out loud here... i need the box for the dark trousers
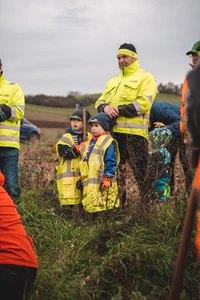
[167,133,193,194]
[113,133,148,200]
[0,147,21,200]
[0,264,37,300]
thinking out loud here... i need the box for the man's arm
[9,85,25,121]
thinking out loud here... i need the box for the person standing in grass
[0,171,38,300]
[180,40,200,144]
[56,107,91,207]
[148,128,172,201]
[0,58,25,201]
[95,43,157,203]
[77,112,120,213]
[149,101,192,195]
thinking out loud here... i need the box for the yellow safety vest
[95,60,157,139]
[56,132,91,206]
[79,135,120,213]
[0,73,25,149]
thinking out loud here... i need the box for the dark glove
[0,104,11,119]
[76,177,83,190]
[100,177,111,191]
[118,104,137,118]
[0,110,7,122]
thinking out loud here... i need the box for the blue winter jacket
[149,102,181,134]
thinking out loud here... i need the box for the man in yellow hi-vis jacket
[0,58,25,200]
[95,43,157,202]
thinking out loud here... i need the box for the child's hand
[154,122,166,128]
[100,177,111,190]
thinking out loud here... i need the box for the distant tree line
[157,82,182,95]
[25,93,98,108]
[25,82,182,108]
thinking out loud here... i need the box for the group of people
[56,41,200,211]
[0,39,199,298]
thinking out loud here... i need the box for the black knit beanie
[70,107,91,123]
[118,43,137,53]
[89,112,111,132]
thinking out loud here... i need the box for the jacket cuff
[97,104,109,113]
[118,104,138,117]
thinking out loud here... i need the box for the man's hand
[154,122,166,128]
[104,106,119,118]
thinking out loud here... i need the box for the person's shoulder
[139,68,155,79]
[107,75,121,84]
[3,79,22,91]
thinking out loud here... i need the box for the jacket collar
[120,59,140,77]
[0,72,4,86]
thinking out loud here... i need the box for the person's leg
[113,133,128,206]
[0,147,21,200]
[126,135,148,197]
[179,137,193,193]
[167,135,179,195]
[0,265,29,300]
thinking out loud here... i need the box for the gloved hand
[75,139,88,153]
[0,110,7,122]
[0,104,11,119]
[76,176,83,190]
[100,177,111,191]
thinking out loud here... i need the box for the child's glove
[76,176,83,190]
[74,139,88,153]
[100,177,111,191]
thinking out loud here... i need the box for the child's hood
[149,128,172,148]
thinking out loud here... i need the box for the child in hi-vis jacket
[77,112,120,213]
[148,127,172,201]
[56,107,91,206]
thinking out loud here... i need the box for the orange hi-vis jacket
[180,77,189,143]
[0,172,38,268]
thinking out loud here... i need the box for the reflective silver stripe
[18,105,25,111]
[0,124,19,131]
[100,136,111,149]
[10,107,16,121]
[60,136,72,145]
[83,177,117,187]
[133,101,142,114]
[0,136,19,142]
[137,95,153,104]
[115,122,148,129]
[92,148,105,155]
[56,171,80,180]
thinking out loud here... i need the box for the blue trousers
[0,147,21,200]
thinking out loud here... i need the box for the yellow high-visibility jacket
[0,73,25,149]
[79,135,120,213]
[56,132,91,206]
[95,60,157,139]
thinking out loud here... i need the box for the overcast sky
[1,0,199,96]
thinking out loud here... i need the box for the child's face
[71,119,83,132]
[91,123,104,136]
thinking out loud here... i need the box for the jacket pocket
[121,81,139,100]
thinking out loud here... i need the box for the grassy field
[18,92,199,299]
[18,134,199,299]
